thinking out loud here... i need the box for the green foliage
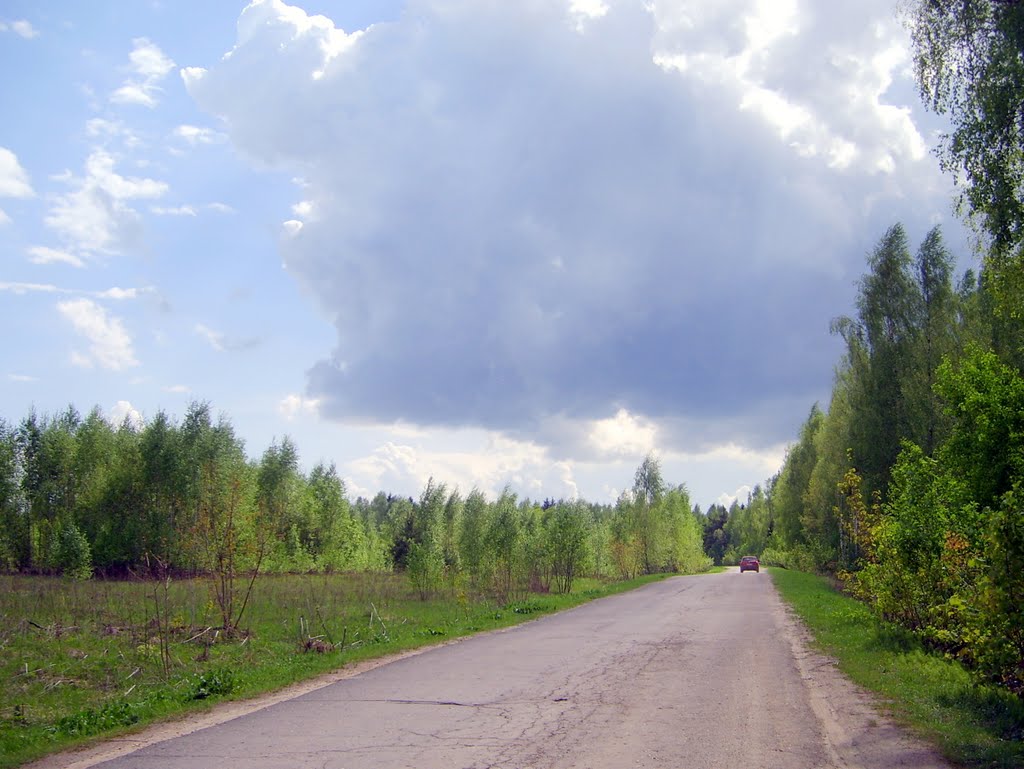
[935,344,1024,509]
[0,406,711,647]
[545,501,592,593]
[700,503,730,566]
[771,405,825,549]
[839,348,1024,692]
[978,486,1024,690]
[185,667,236,701]
[772,568,1024,767]
[51,701,139,738]
[765,220,1024,699]
[836,224,921,500]
[722,485,771,563]
[910,0,1024,259]
[52,521,93,582]
[457,489,492,590]
[0,571,668,769]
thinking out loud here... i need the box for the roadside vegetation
[713,0,1024,714]
[771,568,1024,768]
[0,442,708,767]
[3,0,1024,765]
[0,571,669,769]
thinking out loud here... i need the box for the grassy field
[769,567,1024,768]
[0,571,669,768]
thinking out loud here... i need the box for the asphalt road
[48,571,950,769]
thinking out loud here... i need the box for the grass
[769,567,1024,768]
[0,571,669,768]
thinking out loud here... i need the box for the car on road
[739,556,760,573]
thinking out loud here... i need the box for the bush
[54,522,93,581]
[185,667,236,701]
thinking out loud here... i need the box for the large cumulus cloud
[185,0,963,456]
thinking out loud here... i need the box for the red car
[739,556,760,573]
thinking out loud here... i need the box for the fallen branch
[183,626,214,644]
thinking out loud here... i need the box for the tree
[303,462,362,570]
[138,410,187,566]
[839,224,920,499]
[702,504,730,566]
[180,405,257,632]
[407,479,446,599]
[0,420,28,570]
[458,489,491,592]
[487,488,521,600]
[256,438,299,539]
[771,404,824,549]
[632,453,666,573]
[910,0,1024,258]
[661,485,708,573]
[546,501,591,593]
[89,418,147,573]
[904,227,958,455]
[935,344,1024,509]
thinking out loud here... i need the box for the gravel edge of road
[771,572,955,769]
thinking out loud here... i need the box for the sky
[0,0,973,509]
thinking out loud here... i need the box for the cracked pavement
[35,572,952,769]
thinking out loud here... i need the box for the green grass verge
[769,567,1024,768]
[0,572,669,768]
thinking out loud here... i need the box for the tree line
[761,222,1024,693]
[743,0,1024,696]
[0,406,708,603]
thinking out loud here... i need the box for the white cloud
[1,282,152,301]
[279,393,320,420]
[110,38,175,108]
[3,20,39,39]
[187,0,961,469]
[108,400,144,429]
[97,286,151,300]
[0,147,34,198]
[163,384,190,393]
[716,484,752,509]
[85,118,142,149]
[568,0,609,32]
[587,409,658,458]
[648,0,927,174]
[151,204,197,216]
[194,323,224,352]
[0,208,9,226]
[346,432,579,501]
[111,83,158,108]
[173,124,225,145]
[207,202,235,214]
[1,281,63,295]
[27,245,85,268]
[291,200,314,219]
[45,149,168,255]
[57,298,139,370]
[128,37,174,78]
[7,373,37,383]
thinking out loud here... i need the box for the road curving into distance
[36,571,951,769]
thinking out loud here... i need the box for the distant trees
[0,402,389,580]
[0,414,710,607]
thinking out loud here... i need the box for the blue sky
[0,0,971,508]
